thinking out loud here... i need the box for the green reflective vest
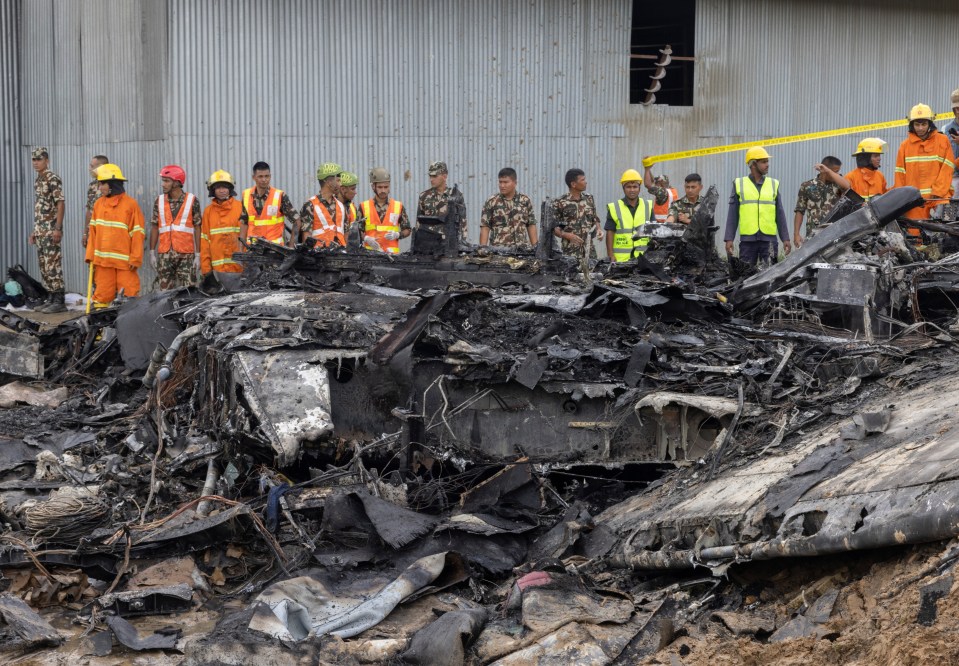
[607,199,650,262]
[735,176,779,236]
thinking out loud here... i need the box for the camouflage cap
[339,171,358,187]
[654,174,670,187]
[428,161,448,176]
[31,147,48,159]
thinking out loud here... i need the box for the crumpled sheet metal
[609,371,959,571]
[232,349,336,466]
[249,552,452,641]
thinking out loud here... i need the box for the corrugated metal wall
[0,0,23,278]
[11,0,959,293]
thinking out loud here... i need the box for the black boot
[38,291,66,313]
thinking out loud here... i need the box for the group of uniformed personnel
[24,94,959,308]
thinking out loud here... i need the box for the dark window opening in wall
[629,0,696,106]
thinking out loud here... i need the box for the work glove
[363,235,382,252]
[149,250,158,269]
[384,231,400,241]
[193,252,201,271]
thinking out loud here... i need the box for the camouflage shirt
[34,169,65,225]
[238,190,299,225]
[151,193,203,250]
[667,195,702,223]
[480,192,536,247]
[86,179,101,216]
[553,192,601,254]
[298,194,344,236]
[417,187,468,240]
[644,184,671,206]
[794,178,843,231]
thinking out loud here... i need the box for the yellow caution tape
[642,113,954,168]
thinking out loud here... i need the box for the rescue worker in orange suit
[359,168,411,253]
[199,170,243,278]
[642,162,678,223]
[85,164,145,307]
[149,165,201,290]
[895,104,955,235]
[338,171,359,224]
[238,161,299,247]
[299,163,347,247]
[846,138,888,202]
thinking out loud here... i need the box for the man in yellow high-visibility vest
[724,147,791,266]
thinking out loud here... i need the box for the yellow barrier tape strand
[642,113,954,168]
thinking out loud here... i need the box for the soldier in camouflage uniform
[792,157,851,247]
[665,173,704,224]
[479,167,537,248]
[149,165,202,290]
[552,168,603,257]
[417,161,468,242]
[29,147,67,312]
[83,154,109,248]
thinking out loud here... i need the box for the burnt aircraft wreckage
[4,185,959,661]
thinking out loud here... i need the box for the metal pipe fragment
[156,324,204,383]
[196,459,220,517]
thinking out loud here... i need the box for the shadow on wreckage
[6,185,959,659]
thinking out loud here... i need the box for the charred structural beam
[730,187,922,310]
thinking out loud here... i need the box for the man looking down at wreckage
[85,164,145,308]
[360,168,408,253]
[846,138,888,202]
[792,156,850,247]
[895,103,955,236]
[300,163,347,247]
[553,168,603,257]
[724,147,790,266]
[604,168,653,262]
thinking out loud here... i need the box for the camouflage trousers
[34,228,65,292]
[155,252,196,291]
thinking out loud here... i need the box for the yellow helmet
[339,171,358,187]
[96,163,127,181]
[908,103,935,122]
[745,147,770,164]
[208,169,235,187]
[620,168,643,184]
[853,138,886,156]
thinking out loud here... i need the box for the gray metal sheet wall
[0,0,24,282]
[12,0,959,293]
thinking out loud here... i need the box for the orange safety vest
[86,193,146,269]
[200,198,243,274]
[653,188,679,222]
[360,198,403,253]
[157,192,197,254]
[242,187,285,243]
[309,195,346,246]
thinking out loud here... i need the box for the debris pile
[2,188,959,663]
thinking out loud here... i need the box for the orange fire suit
[895,130,955,233]
[200,198,243,274]
[845,168,887,202]
[86,192,145,306]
